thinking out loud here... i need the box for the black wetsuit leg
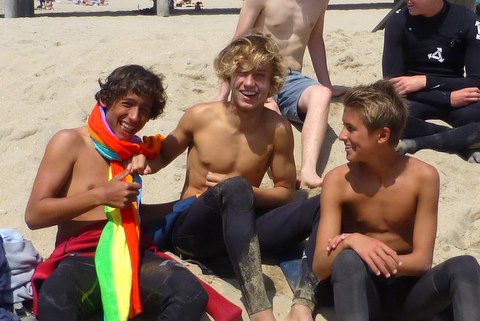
[37,252,207,321]
[255,195,321,311]
[171,176,269,315]
[400,255,480,321]
[37,256,101,321]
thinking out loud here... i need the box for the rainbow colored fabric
[87,103,163,321]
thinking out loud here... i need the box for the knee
[37,279,77,318]
[168,264,208,309]
[219,176,254,211]
[442,255,480,284]
[331,249,367,282]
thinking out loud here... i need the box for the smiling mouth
[120,122,136,134]
[241,90,257,97]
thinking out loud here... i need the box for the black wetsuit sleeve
[407,90,451,107]
[426,14,480,90]
[382,14,405,78]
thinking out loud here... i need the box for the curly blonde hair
[214,33,287,97]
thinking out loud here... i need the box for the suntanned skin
[25,93,158,241]
[313,106,439,282]
[137,66,296,321]
[214,0,350,189]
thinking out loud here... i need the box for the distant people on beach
[313,80,480,321]
[382,0,480,162]
[134,33,322,321]
[214,0,349,189]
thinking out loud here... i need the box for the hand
[126,154,152,175]
[205,171,230,188]
[450,87,480,108]
[102,169,141,208]
[389,75,426,95]
[326,233,350,254]
[344,233,402,278]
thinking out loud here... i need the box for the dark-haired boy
[25,65,208,321]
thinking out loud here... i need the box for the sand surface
[1,0,479,320]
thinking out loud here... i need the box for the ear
[377,127,391,144]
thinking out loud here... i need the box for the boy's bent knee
[442,255,480,283]
[331,249,366,281]
[219,176,254,211]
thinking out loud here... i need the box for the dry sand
[0,0,479,320]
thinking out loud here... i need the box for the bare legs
[297,85,332,188]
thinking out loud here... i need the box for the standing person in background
[214,0,349,188]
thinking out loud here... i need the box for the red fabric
[31,223,242,321]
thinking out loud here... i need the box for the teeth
[121,123,135,132]
[242,91,256,96]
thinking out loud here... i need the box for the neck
[226,101,265,132]
[357,149,400,178]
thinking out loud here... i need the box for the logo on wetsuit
[427,48,445,63]
[476,21,480,40]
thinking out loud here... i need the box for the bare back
[240,0,325,71]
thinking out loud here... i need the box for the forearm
[313,242,349,280]
[252,185,293,208]
[426,75,480,91]
[25,189,104,230]
[407,90,451,107]
[396,253,433,277]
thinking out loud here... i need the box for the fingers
[366,246,401,278]
[113,168,131,181]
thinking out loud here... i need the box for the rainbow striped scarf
[87,103,163,321]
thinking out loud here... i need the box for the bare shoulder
[404,156,439,182]
[46,127,89,153]
[323,164,350,187]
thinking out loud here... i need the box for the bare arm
[394,163,439,276]
[142,107,196,173]
[253,116,296,208]
[313,169,347,280]
[25,130,140,229]
[233,0,265,37]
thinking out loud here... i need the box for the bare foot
[284,304,313,321]
[250,308,277,321]
[300,169,323,189]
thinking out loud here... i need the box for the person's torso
[256,0,325,71]
[397,3,473,77]
[57,127,111,239]
[181,104,278,198]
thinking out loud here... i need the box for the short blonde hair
[343,80,408,146]
[214,33,287,97]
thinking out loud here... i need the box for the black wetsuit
[169,177,320,315]
[382,1,480,156]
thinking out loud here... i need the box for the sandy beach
[1,0,479,320]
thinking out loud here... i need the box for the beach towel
[87,103,163,321]
[31,222,243,321]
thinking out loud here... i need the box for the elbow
[24,208,44,230]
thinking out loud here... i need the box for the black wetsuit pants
[171,176,320,315]
[37,250,207,321]
[403,100,480,156]
[316,249,480,321]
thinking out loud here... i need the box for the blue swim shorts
[274,69,319,124]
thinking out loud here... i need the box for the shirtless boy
[137,34,321,321]
[312,80,480,320]
[215,0,349,188]
[25,65,207,321]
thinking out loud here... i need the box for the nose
[244,73,255,86]
[339,127,347,141]
[129,107,140,122]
